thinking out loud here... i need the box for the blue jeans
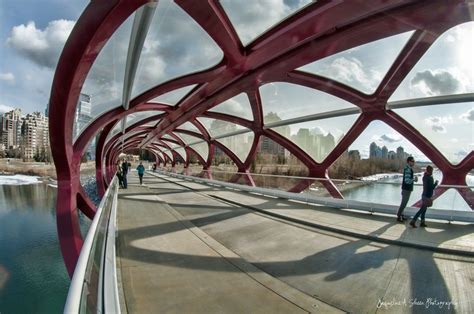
[412,196,430,222]
[122,172,128,188]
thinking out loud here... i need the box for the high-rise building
[0,108,22,150]
[21,112,49,160]
[74,93,93,139]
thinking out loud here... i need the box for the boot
[409,220,417,228]
[420,221,427,227]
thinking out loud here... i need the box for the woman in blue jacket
[136,162,145,185]
[410,165,438,228]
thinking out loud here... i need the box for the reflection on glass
[150,85,196,105]
[260,82,356,124]
[197,117,245,137]
[298,31,414,94]
[132,0,223,97]
[390,22,474,101]
[220,0,312,46]
[393,102,473,165]
[217,132,254,162]
[433,188,470,211]
[209,93,253,120]
[79,14,134,137]
[271,114,359,163]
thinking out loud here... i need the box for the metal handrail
[64,176,120,313]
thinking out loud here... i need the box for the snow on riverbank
[0,174,40,185]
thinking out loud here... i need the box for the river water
[0,178,90,314]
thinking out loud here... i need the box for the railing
[156,169,474,223]
[64,177,121,314]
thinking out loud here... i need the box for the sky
[0,0,472,165]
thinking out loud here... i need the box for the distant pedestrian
[127,161,131,174]
[152,163,157,172]
[410,165,438,228]
[121,159,129,188]
[396,156,418,222]
[116,164,124,188]
[136,162,145,185]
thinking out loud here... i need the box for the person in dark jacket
[396,156,418,222]
[410,165,438,228]
[136,162,145,185]
[121,159,129,188]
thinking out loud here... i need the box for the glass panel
[189,142,209,161]
[393,102,473,165]
[106,121,123,145]
[121,130,142,142]
[161,134,175,141]
[176,121,202,134]
[209,93,253,120]
[331,120,431,205]
[271,114,359,163]
[175,132,202,145]
[132,0,223,97]
[217,132,254,162]
[432,188,470,211]
[390,22,474,101]
[349,120,428,161]
[298,31,414,94]
[219,0,312,46]
[173,147,187,160]
[125,110,163,128]
[150,85,196,106]
[260,82,357,124]
[78,14,134,137]
[197,117,245,137]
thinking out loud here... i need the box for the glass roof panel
[105,121,124,145]
[189,142,209,161]
[175,132,202,145]
[150,85,196,106]
[260,82,357,124]
[217,132,254,163]
[132,0,223,97]
[393,102,473,165]
[176,121,202,134]
[219,0,312,46]
[390,22,474,101]
[173,147,187,160]
[348,120,427,161]
[298,31,414,94]
[197,117,245,137]
[208,93,253,120]
[125,110,163,128]
[76,14,134,139]
[271,114,359,163]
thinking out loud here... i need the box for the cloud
[454,149,468,158]
[380,134,401,143]
[0,104,15,113]
[424,115,453,133]
[0,72,15,83]
[410,69,466,96]
[460,108,474,122]
[319,57,380,93]
[7,20,75,69]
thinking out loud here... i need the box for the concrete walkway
[117,172,474,313]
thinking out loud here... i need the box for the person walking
[396,156,418,222]
[121,159,129,188]
[410,165,438,228]
[136,162,145,185]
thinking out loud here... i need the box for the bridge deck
[116,172,473,313]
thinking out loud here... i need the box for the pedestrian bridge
[65,171,473,313]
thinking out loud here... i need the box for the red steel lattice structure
[49,0,474,276]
